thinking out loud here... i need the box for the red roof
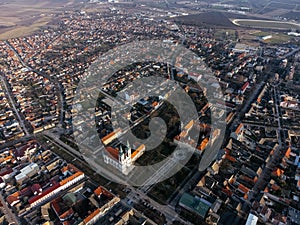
[225,154,236,162]
[28,183,60,204]
[235,123,243,135]
[241,82,249,92]
[31,184,42,194]
[105,147,119,160]
[20,187,33,197]
[7,192,20,206]
[94,186,113,198]
[94,186,103,196]
[222,188,232,196]
[60,208,74,221]
[51,197,63,215]
[0,167,13,177]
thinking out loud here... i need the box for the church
[101,129,145,175]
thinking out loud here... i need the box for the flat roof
[245,213,258,225]
[179,193,211,218]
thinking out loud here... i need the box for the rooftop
[179,193,211,219]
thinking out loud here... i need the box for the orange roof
[225,154,236,162]
[272,168,284,177]
[7,191,20,205]
[184,120,194,130]
[199,123,211,130]
[60,208,74,220]
[238,52,246,59]
[257,97,261,103]
[152,101,158,107]
[101,128,121,143]
[84,209,100,223]
[179,130,188,138]
[235,123,243,135]
[201,103,210,113]
[61,164,80,173]
[94,186,113,198]
[238,184,250,193]
[59,172,83,186]
[131,151,138,159]
[94,186,103,196]
[136,144,145,152]
[4,155,13,161]
[285,147,291,158]
[61,166,68,173]
[131,144,145,159]
[254,177,258,183]
[199,138,209,151]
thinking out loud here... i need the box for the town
[0,0,300,225]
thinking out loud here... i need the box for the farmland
[172,11,236,28]
[0,17,52,40]
[232,19,300,30]
[0,0,82,40]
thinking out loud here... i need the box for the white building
[103,143,133,175]
[245,213,258,225]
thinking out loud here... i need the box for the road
[223,81,266,159]
[46,115,191,225]
[44,131,128,185]
[0,75,30,136]
[273,86,283,147]
[228,81,266,134]
[282,47,300,59]
[0,191,21,225]
[44,130,191,224]
[124,187,193,225]
[44,131,82,158]
[122,141,197,225]
[249,85,287,202]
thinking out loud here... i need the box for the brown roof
[106,147,119,160]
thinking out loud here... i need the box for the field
[214,29,238,41]
[254,31,292,44]
[237,29,295,46]
[232,19,300,30]
[204,0,300,22]
[0,0,81,40]
[0,17,52,40]
[173,11,236,28]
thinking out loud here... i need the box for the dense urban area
[0,0,300,225]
